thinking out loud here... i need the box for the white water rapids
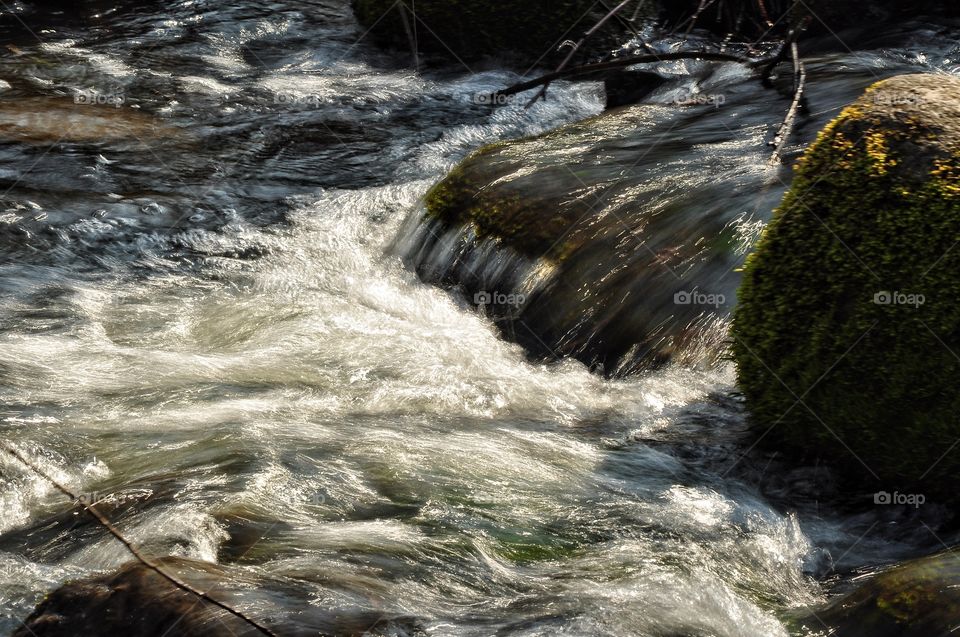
[0,2,958,635]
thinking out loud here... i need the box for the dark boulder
[351,0,647,67]
[660,0,960,39]
[604,70,669,110]
[401,91,786,375]
[13,557,424,636]
[13,559,261,637]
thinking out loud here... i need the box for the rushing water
[0,2,959,635]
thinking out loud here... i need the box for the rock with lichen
[731,73,960,503]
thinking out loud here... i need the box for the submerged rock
[351,0,639,66]
[604,70,669,110]
[798,550,960,636]
[0,97,179,144]
[731,74,960,503]
[401,98,782,375]
[14,557,424,636]
[13,559,260,637]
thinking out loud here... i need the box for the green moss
[423,143,585,261]
[352,0,629,64]
[731,80,960,500]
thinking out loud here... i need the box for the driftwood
[2,444,280,637]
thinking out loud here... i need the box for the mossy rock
[797,550,960,636]
[731,74,960,502]
[351,0,635,66]
[407,97,793,374]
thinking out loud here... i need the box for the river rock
[351,0,642,67]
[401,95,785,375]
[798,550,960,636]
[731,74,960,503]
[12,558,261,637]
[13,556,421,636]
[604,70,669,110]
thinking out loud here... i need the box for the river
[0,2,958,636]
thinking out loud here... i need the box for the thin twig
[630,0,648,22]
[397,1,419,71]
[525,0,634,108]
[756,0,775,27]
[769,40,806,165]
[492,51,762,103]
[598,0,643,38]
[683,0,719,37]
[2,444,279,637]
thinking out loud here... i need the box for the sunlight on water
[0,2,958,635]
